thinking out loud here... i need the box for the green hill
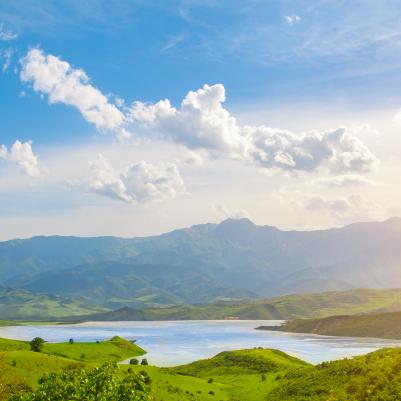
[0,287,106,320]
[69,288,401,322]
[258,309,401,339]
[2,335,401,401]
[171,348,307,376]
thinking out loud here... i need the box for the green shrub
[9,362,152,401]
[29,338,45,353]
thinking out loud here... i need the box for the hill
[257,309,401,339]
[1,217,401,306]
[67,288,401,321]
[0,286,105,320]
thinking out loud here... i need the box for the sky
[1,0,401,240]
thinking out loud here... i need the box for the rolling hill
[258,309,401,339]
[65,288,401,322]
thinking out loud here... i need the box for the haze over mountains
[1,217,401,309]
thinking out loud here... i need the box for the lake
[0,320,400,366]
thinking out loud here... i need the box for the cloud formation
[130,84,379,174]
[0,24,18,41]
[80,155,185,203]
[20,50,379,176]
[0,140,39,176]
[20,49,126,136]
[285,15,301,25]
[212,203,251,220]
[313,174,383,188]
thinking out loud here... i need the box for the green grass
[79,288,401,322]
[43,336,145,363]
[2,335,401,401]
[123,349,307,401]
[261,309,401,339]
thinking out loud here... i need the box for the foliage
[9,363,152,401]
[261,309,401,339]
[29,338,44,353]
[268,348,401,400]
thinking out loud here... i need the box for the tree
[141,358,148,366]
[29,338,45,353]
[130,358,139,365]
[69,338,74,344]
[9,363,152,401]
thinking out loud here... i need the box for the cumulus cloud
[20,49,125,136]
[0,24,18,41]
[313,174,383,188]
[20,49,379,176]
[285,15,301,25]
[129,83,378,174]
[79,155,185,203]
[0,140,40,177]
[212,203,251,220]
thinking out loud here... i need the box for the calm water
[0,320,400,366]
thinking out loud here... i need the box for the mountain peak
[219,217,256,227]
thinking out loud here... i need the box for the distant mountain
[1,217,401,306]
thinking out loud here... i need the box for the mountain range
[1,217,401,309]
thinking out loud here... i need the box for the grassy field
[259,309,401,339]
[76,288,401,322]
[1,334,401,400]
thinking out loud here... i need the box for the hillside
[0,286,106,320]
[2,336,401,401]
[1,217,401,306]
[257,310,401,339]
[67,288,401,321]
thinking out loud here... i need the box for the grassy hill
[0,287,106,320]
[0,336,146,399]
[69,288,401,322]
[2,335,401,401]
[258,309,401,339]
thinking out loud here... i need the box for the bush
[29,338,45,353]
[69,338,74,344]
[9,362,152,401]
[129,358,139,365]
[208,378,213,383]
[139,370,152,385]
[141,358,148,365]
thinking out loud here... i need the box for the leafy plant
[9,363,152,401]
[29,338,45,353]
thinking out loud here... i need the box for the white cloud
[20,50,379,176]
[0,24,18,41]
[1,48,13,71]
[300,194,382,220]
[79,154,185,203]
[0,140,40,177]
[285,15,301,25]
[313,174,383,188]
[20,49,125,135]
[129,83,379,174]
[212,203,251,220]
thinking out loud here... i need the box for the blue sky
[1,0,401,239]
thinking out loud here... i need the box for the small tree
[69,338,74,344]
[30,338,45,353]
[130,358,139,365]
[140,358,148,366]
